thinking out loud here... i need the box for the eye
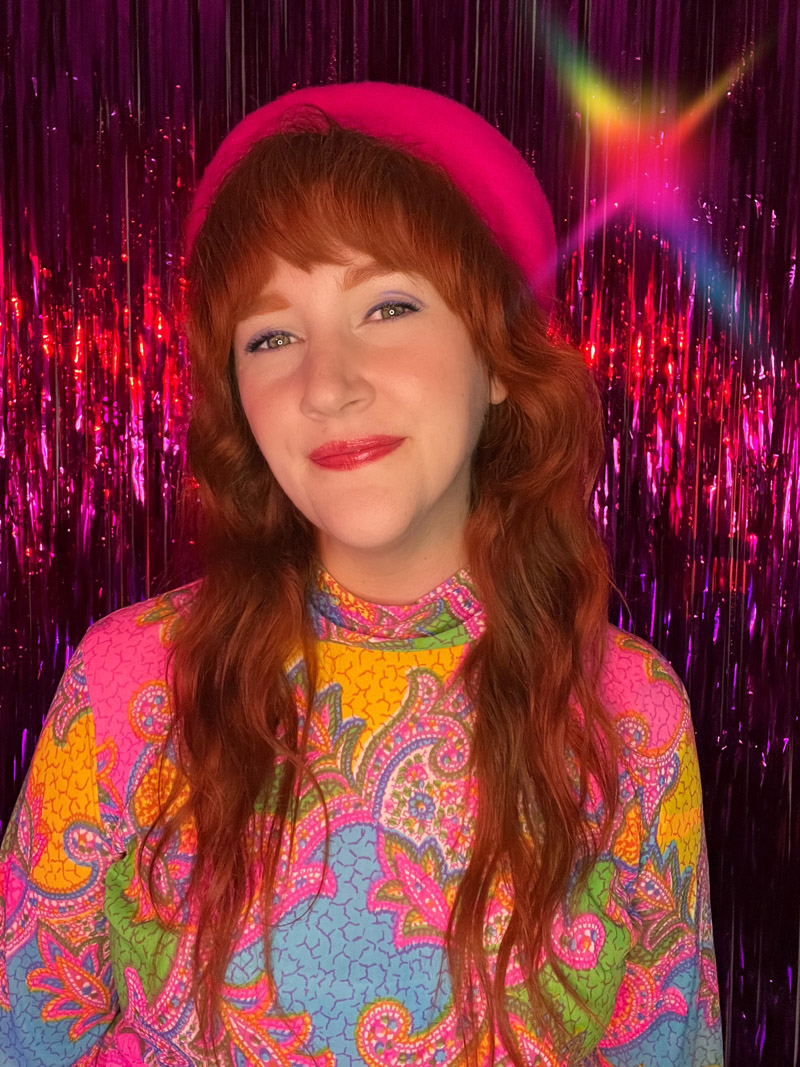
[367,299,422,321]
[244,329,295,354]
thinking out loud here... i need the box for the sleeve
[598,661,724,1067]
[0,644,120,1065]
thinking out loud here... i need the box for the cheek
[239,386,286,459]
[431,364,489,434]
[399,356,485,428]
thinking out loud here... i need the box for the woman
[0,83,723,1066]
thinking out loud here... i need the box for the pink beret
[185,81,557,308]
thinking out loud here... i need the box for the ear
[489,374,508,404]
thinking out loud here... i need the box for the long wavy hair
[144,113,622,1066]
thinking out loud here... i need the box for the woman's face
[232,251,507,600]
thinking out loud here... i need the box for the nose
[298,329,374,418]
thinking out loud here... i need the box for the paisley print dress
[0,567,723,1065]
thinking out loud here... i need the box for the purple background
[1,1,798,1063]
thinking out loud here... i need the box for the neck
[316,539,468,606]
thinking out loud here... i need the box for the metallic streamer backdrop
[0,0,797,1063]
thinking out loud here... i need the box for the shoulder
[81,581,199,647]
[599,625,705,839]
[599,623,692,757]
[78,582,199,679]
[74,582,200,754]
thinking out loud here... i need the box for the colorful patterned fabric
[0,567,723,1065]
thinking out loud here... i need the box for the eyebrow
[341,262,397,290]
[238,263,411,321]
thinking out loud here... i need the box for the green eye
[371,300,422,320]
[266,332,292,348]
[244,330,294,353]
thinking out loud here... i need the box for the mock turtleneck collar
[308,565,486,650]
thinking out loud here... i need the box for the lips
[309,435,405,462]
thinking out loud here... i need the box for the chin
[316,516,420,555]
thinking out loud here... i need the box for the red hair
[144,116,621,1065]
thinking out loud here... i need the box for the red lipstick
[309,435,405,470]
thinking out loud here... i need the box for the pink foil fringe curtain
[0,1,797,1064]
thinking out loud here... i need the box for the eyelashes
[365,298,422,320]
[244,330,292,354]
[243,299,422,354]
